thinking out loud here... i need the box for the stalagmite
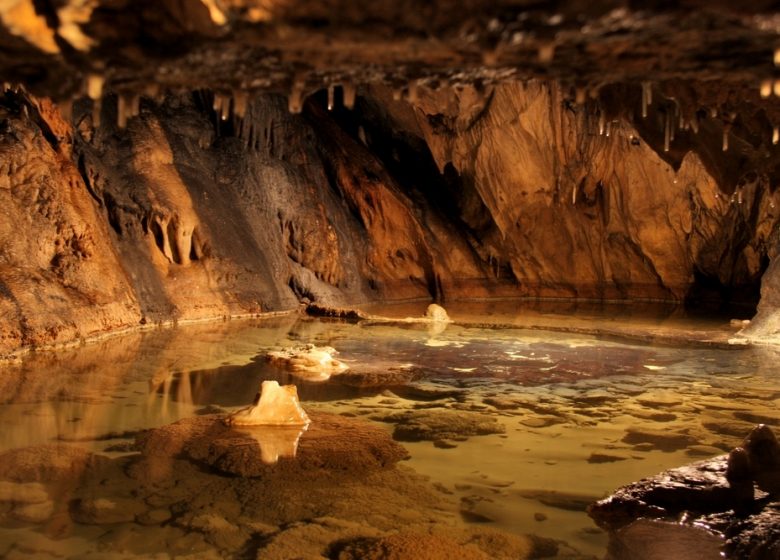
[342,82,356,110]
[225,380,310,426]
[327,84,335,111]
[761,79,773,98]
[773,126,779,145]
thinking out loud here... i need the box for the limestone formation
[266,345,349,381]
[225,380,310,427]
[424,304,450,323]
[588,424,780,558]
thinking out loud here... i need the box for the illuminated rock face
[267,345,349,381]
[226,380,310,426]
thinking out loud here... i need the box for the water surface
[0,305,777,558]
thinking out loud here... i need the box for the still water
[0,303,777,559]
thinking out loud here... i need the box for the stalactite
[605,121,611,137]
[117,93,139,128]
[598,111,605,135]
[406,80,419,105]
[641,81,652,118]
[774,80,780,97]
[213,93,231,121]
[571,183,577,205]
[58,99,72,123]
[691,116,699,134]
[392,87,402,101]
[737,187,743,204]
[327,85,335,110]
[288,80,305,114]
[86,74,103,100]
[538,43,555,63]
[669,107,676,143]
[775,48,780,66]
[342,82,356,110]
[761,79,773,98]
[773,126,779,145]
[723,124,730,151]
[233,91,248,119]
[575,87,586,105]
[663,111,670,153]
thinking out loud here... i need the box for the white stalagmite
[226,380,310,426]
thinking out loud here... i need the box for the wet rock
[267,345,349,381]
[518,490,601,512]
[10,500,55,523]
[424,304,450,323]
[71,497,147,524]
[587,453,628,464]
[589,425,780,559]
[134,412,409,479]
[383,410,505,442]
[335,365,423,388]
[621,427,698,452]
[0,444,108,483]
[334,532,491,559]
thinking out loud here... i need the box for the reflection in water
[236,424,308,464]
[0,308,777,559]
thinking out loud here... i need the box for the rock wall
[0,82,778,355]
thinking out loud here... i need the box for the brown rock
[133,412,409,479]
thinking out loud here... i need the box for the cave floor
[0,304,776,559]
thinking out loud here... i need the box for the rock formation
[588,424,780,559]
[266,345,349,381]
[0,3,777,353]
[225,379,310,426]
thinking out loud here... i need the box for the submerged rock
[588,424,780,558]
[225,380,310,427]
[267,344,349,381]
[379,409,505,443]
[134,412,409,479]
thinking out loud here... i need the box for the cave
[0,1,779,559]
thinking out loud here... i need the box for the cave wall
[0,81,778,355]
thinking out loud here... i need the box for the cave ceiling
[1,0,779,103]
